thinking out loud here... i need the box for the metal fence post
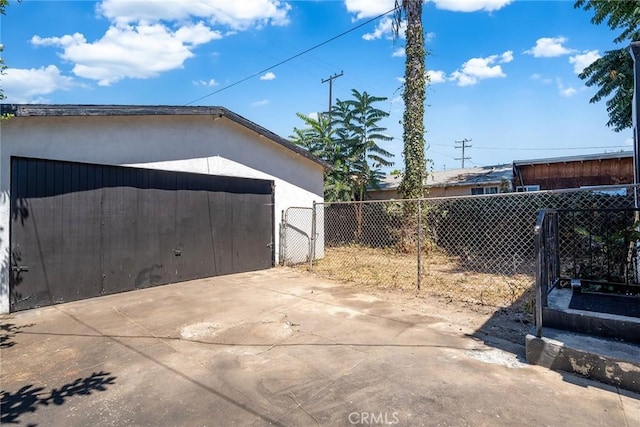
[417,199,422,290]
[534,210,545,337]
[281,209,287,266]
[310,201,317,271]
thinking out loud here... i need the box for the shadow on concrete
[0,322,34,349]
[0,371,116,425]
[468,286,534,354]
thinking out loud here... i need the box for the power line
[184,6,398,106]
[429,143,630,151]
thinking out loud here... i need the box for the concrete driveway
[1,268,638,426]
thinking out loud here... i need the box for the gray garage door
[9,157,274,312]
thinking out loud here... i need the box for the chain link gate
[281,205,324,267]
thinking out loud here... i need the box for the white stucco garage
[0,104,326,313]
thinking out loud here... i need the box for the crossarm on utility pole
[321,71,343,125]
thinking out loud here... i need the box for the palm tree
[394,0,426,200]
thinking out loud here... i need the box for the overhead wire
[429,143,630,151]
[184,6,399,105]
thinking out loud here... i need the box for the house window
[485,187,499,194]
[471,187,499,195]
[516,185,540,192]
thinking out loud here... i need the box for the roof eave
[1,104,331,170]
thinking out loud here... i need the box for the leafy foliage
[575,0,640,132]
[290,89,394,202]
[395,0,427,199]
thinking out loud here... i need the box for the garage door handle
[11,265,29,273]
[173,249,182,256]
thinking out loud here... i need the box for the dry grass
[305,245,534,311]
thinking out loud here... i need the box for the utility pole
[321,71,343,125]
[454,138,472,168]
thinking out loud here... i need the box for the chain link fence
[282,185,638,310]
[280,205,324,267]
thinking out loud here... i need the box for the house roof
[0,104,331,169]
[377,164,513,190]
[513,151,633,167]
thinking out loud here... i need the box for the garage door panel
[208,192,234,276]
[101,176,139,295]
[174,175,217,282]
[51,189,103,303]
[10,157,275,311]
[132,186,175,290]
[10,159,103,311]
[231,193,273,273]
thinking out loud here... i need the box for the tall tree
[394,0,426,199]
[290,112,353,202]
[337,89,394,202]
[290,89,394,202]
[575,0,640,132]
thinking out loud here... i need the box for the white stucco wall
[0,113,324,313]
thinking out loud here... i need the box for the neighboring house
[0,104,328,313]
[369,164,513,199]
[513,151,633,191]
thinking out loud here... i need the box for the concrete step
[526,327,640,393]
[545,288,640,344]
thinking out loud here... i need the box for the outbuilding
[0,104,326,312]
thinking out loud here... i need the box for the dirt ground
[298,246,534,346]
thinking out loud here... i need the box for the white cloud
[525,37,575,58]
[347,0,512,16]
[2,65,75,102]
[427,70,446,84]
[31,22,222,86]
[29,1,291,88]
[449,51,510,86]
[556,79,576,97]
[362,17,405,41]
[260,71,276,80]
[98,0,291,29]
[308,112,319,120]
[500,50,513,63]
[530,74,552,84]
[345,0,394,20]
[626,137,634,146]
[392,47,405,57]
[569,50,600,74]
[432,0,513,12]
[251,99,269,107]
[193,79,218,87]
[31,33,86,47]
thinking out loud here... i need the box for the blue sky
[1,0,635,172]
